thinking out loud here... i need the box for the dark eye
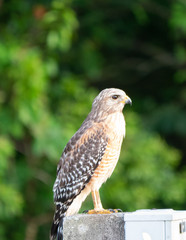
[112,95,119,100]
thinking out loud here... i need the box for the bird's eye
[112,95,119,100]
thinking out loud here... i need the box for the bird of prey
[50,88,132,240]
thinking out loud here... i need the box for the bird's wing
[53,122,108,205]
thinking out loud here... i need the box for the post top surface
[124,209,186,221]
[65,209,186,222]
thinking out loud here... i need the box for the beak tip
[125,97,132,106]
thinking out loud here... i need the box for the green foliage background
[0,0,186,239]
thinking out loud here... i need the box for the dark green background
[0,0,186,239]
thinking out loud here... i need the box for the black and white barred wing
[54,124,108,205]
[51,124,108,239]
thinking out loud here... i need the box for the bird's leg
[92,190,103,211]
[86,190,119,214]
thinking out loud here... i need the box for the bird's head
[91,88,132,120]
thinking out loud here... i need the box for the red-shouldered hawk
[50,88,132,240]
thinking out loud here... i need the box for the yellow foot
[84,209,121,214]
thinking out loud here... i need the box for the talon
[108,209,116,213]
[116,208,123,212]
[82,210,89,213]
[108,208,121,213]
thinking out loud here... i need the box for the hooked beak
[121,95,132,106]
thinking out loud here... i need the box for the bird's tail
[50,204,66,240]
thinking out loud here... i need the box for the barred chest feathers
[88,111,125,191]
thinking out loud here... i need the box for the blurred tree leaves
[44,0,78,51]
[170,0,186,83]
[0,0,186,239]
[0,136,23,219]
[171,0,186,36]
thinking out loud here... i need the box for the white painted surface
[124,209,186,240]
